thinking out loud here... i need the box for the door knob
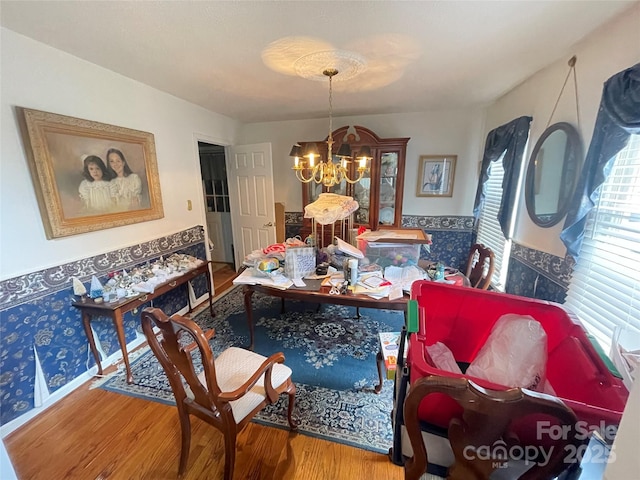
[263,222,274,227]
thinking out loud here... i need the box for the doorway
[198,142,235,269]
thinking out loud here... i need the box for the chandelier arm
[328,167,342,188]
[342,169,367,184]
[295,168,315,183]
[312,164,325,184]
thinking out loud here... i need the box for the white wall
[604,377,640,479]
[484,3,640,257]
[0,28,241,279]
[239,109,486,216]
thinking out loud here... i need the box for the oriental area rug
[95,285,405,454]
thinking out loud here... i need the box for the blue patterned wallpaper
[0,226,208,425]
[284,212,304,241]
[402,215,475,271]
[506,243,575,303]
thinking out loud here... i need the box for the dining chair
[141,307,297,480]
[465,243,495,289]
[403,376,581,480]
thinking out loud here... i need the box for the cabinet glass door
[378,152,398,225]
[307,182,323,203]
[353,171,371,225]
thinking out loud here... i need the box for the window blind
[476,155,511,290]
[564,134,640,352]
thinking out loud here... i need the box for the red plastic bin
[408,280,629,432]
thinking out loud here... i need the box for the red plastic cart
[390,280,629,475]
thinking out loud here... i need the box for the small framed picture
[416,155,457,197]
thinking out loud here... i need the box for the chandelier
[290,69,371,188]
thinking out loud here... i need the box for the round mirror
[525,122,582,227]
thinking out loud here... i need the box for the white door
[227,143,276,268]
[206,211,225,262]
[206,211,233,263]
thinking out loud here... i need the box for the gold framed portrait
[18,107,164,238]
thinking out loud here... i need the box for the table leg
[187,282,193,313]
[81,313,103,376]
[375,350,384,393]
[112,310,133,384]
[206,267,215,317]
[243,287,255,350]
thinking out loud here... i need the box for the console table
[73,261,214,383]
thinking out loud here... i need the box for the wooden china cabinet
[299,126,410,243]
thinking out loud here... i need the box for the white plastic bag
[466,314,547,391]
[426,342,462,374]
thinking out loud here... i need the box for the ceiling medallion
[294,50,367,82]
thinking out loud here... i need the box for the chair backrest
[403,376,581,480]
[141,307,223,416]
[465,243,495,289]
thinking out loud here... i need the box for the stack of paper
[335,237,364,258]
[353,284,390,299]
[232,268,293,290]
[352,272,388,298]
[384,265,427,292]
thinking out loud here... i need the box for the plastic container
[408,280,629,431]
[356,228,430,268]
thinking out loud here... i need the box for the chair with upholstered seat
[465,243,495,289]
[403,376,581,480]
[141,307,297,480]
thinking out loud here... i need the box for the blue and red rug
[95,285,405,454]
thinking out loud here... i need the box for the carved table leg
[112,310,133,384]
[206,266,215,317]
[82,313,103,376]
[243,287,255,350]
[375,350,384,393]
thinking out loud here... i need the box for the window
[476,153,517,290]
[564,134,640,352]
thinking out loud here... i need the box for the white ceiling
[1,1,636,123]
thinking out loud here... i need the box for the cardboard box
[379,331,401,379]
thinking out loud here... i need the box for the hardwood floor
[4,263,405,479]
[211,262,239,297]
[4,385,404,480]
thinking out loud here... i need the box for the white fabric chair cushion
[197,347,292,423]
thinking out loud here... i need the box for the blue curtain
[560,63,640,258]
[473,116,532,239]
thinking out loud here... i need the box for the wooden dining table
[239,265,470,393]
[241,279,408,393]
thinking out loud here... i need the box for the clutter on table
[70,253,205,304]
[237,227,438,298]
